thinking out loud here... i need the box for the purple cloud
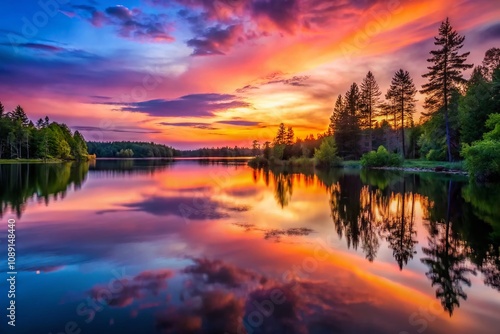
[187,24,244,56]
[216,120,261,126]
[1,42,64,52]
[71,5,174,42]
[107,93,250,117]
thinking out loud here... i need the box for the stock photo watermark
[7,0,71,53]
[341,0,403,61]
[6,218,17,327]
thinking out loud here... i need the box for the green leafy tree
[314,136,342,167]
[462,114,500,182]
[421,18,473,161]
[459,66,494,145]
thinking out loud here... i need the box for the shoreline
[368,166,468,176]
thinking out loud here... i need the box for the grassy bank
[343,160,464,170]
[0,155,95,164]
[0,158,64,164]
[248,156,315,168]
[250,157,465,173]
[402,160,464,170]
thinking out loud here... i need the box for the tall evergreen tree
[285,126,295,145]
[342,83,362,158]
[360,71,382,151]
[421,18,473,161]
[386,69,417,158]
[0,102,4,117]
[328,95,344,136]
[11,105,29,126]
[482,47,500,80]
[273,123,287,146]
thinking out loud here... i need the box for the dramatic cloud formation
[1,0,499,148]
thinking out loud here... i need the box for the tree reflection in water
[251,166,500,315]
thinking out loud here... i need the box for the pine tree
[285,126,295,145]
[421,18,473,161]
[11,105,29,126]
[339,83,361,158]
[328,95,343,136]
[251,140,260,156]
[482,47,500,80]
[360,71,382,151]
[0,101,4,117]
[387,69,417,158]
[274,123,287,146]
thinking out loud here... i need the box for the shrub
[248,156,268,168]
[272,144,285,160]
[314,136,342,168]
[289,156,315,167]
[462,140,500,182]
[462,114,500,182]
[361,145,403,168]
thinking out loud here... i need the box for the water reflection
[253,166,500,315]
[1,160,499,333]
[0,162,88,218]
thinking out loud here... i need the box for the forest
[250,19,500,182]
[176,146,254,157]
[87,141,174,158]
[0,103,89,161]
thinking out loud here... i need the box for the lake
[0,159,499,334]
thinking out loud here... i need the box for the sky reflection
[0,160,499,333]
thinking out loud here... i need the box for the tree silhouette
[273,123,287,146]
[420,181,476,316]
[273,172,293,208]
[360,71,382,152]
[386,69,417,158]
[383,183,418,270]
[421,18,473,161]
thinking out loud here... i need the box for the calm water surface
[0,159,499,334]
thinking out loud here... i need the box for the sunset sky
[1,0,499,149]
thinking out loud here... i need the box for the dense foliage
[0,103,89,160]
[361,146,403,168]
[462,114,500,182]
[314,136,342,167]
[87,141,174,158]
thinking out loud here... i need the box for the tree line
[251,18,500,181]
[331,18,499,163]
[177,146,254,157]
[0,103,89,160]
[87,141,174,158]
